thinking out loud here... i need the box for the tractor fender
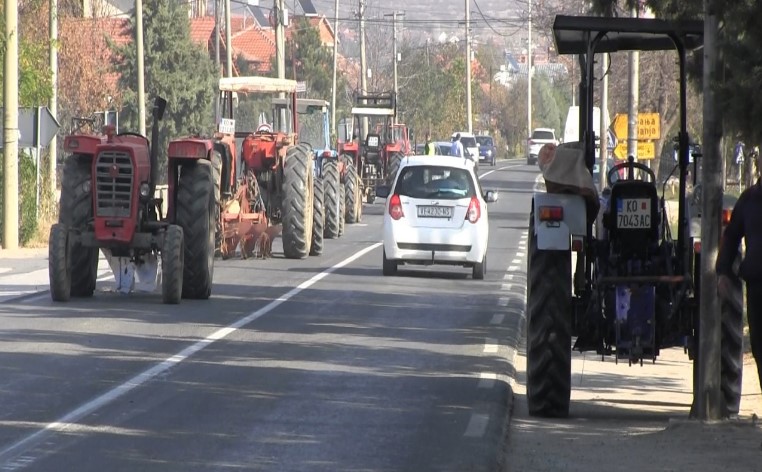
[532,192,587,251]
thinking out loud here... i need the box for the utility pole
[626,5,640,161]
[697,0,723,421]
[136,0,146,136]
[49,0,58,198]
[526,0,532,139]
[331,0,339,143]
[3,0,19,249]
[465,0,472,133]
[225,0,233,78]
[213,0,221,123]
[599,4,612,192]
[275,0,287,130]
[359,0,368,139]
[384,11,404,124]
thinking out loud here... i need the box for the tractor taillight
[722,208,732,226]
[694,240,702,253]
[539,205,563,222]
[389,194,404,220]
[466,196,481,223]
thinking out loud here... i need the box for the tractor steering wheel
[607,157,655,183]
[256,123,273,134]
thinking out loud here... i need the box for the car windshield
[531,130,555,140]
[394,165,475,200]
[476,136,493,147]
[437,145,451,155]
[461,137,477,148]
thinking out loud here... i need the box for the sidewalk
[505,343,762,471]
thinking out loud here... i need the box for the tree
[110,0,217,177]
[280,18,338,101]
[0,0,55,245]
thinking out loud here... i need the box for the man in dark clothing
[717,177,762,391]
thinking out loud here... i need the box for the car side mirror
[484,190,498,203]
[376,185,391,199]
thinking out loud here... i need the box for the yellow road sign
[611,113,661,141]
[613,141,656,160]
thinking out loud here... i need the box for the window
[476,136,494,147]
[531,130,555,140]
[394,166,475,200]
[461,137,477,148]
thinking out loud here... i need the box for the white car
[376,155,498,279]
[527,128,559,165]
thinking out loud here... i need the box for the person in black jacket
[717,176,762,390]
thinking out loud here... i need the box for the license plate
[417,205,453,218]
[616,198,651,228]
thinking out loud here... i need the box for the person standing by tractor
[717,152,762,392]
[450,133,464,157]
[424,133,436,155]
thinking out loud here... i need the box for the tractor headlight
[81,180,91,193]
[139,182,151,198]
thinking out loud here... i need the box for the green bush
[0,150,40,246]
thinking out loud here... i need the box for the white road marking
[478,163,524,179]
[0,242,383,464]
[516,252,525,257]
[497,297,509,306]
[0,268,11,275]
[508,265,519,271]
[503,274,513,281]
[477,372,497,389]
[483,338,499,353]
[501,284,512,291]
[463,413,489,437]
[490,314,505,325]
[511,259,521,264]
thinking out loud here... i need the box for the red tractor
[49,97,218,304]
[216,76,317,259]
[338,93,408,204]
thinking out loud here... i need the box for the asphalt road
[0,158,538,471]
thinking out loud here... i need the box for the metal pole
[136,0,146,136]
[331,0,339,143]
[465,0,472,133]
[225,0,233,78]
[697,0,723,421]
[599,52,608,192]
[393,12,398,119]
[626,6,639,161]
[3,0,19,249]
[526,0,532,139]
[275,0,286,130]
[213,0,220,124]
[49,0,58,199]
[359,0,368,138]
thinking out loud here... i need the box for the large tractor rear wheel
[526,208,572,417]
[322,159,341,239]
[176,160,215,299]
[282,145,314,259]
[310,176,325,256]
[49,223,71,302]
[338,182,346,237]
[57,155,98,297]
[721,269,744,416]
[386,152,404,185]
[210,150,223,257]
[161,224,184,304]
[343,157,363,224]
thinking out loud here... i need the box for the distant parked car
[435,141,453,155]
[476,135,497,166]
[527,128,559,165]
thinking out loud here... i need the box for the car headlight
[486,150,492,156]
[139,182,151,198]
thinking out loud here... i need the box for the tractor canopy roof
[552,15,703,55]
[219,76,298,94]
[350,107,395,117]
[272,97,329,114]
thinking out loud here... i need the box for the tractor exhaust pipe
[150,97,167,195]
